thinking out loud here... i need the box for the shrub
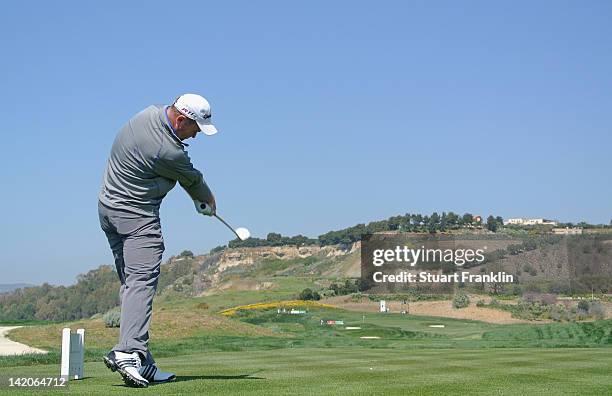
[453,293,470,309]
[589,301,605,320]
[550,304,567,322]
[299,288,321,301]
[349,292,363,302]
[577,300,590,312]
[103,307,121,328]
[523,263,537,276]
[329,280,361,296]
[210,245,226,254]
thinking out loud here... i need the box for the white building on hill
[504,218,558,226]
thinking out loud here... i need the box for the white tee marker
[60,328,85,380]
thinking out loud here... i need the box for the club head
[235,227,250,241]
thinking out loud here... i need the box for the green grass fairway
[3,292,611,394]
[1,348,610,395]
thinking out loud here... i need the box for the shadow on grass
[174,373,266,382]
[111,373,266,387]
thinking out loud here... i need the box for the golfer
[98,94,217,387]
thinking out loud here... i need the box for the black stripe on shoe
[141,365,150,381]
[117,358,139,369]
[141,365,157,382]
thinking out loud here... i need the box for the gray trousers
[98,201,164,365]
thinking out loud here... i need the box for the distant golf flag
[61,328,85,380]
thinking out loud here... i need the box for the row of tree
[0,258,196,322]
[557,221,612,229]
[0,266,119,322]
[220,212,505,250]
[227,233,318,249]
[222,216,611,252]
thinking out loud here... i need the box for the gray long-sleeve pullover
[99,105,213,217]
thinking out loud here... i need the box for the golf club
[199,203,250,241]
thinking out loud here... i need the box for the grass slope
[2,289,611,394]
[3,292,611,368]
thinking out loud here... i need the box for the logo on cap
[179,107,197,119]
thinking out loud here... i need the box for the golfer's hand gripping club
[194,200,250,241]
[194,199,215,216]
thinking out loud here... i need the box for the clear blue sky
[0,1,610,285]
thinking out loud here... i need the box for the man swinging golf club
[98,94,217,387]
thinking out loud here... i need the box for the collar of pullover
[160,106,189,147]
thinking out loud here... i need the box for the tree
[341,279,360,294]
[429,212,440,233]
[0,265,120,322]
[299,288,314,300]
[266,232,282,245]
[440,212,448,231]
[179,250,194,258]
[289,235,315,246]
[487,215,498,232]
[388,215,402,230]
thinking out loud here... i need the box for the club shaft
[214,214,241,240]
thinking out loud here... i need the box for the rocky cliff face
[209,242,361,283]
[212,242,360,277]
[162,242,361,297]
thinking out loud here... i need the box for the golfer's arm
[153,152,214,203]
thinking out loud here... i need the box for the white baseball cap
[173,93,218,135]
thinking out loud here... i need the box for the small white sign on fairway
[380,300,386,312]
[60,328,85,380]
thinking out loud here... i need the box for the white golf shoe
[139,364,176,383]
[112,351,149,388]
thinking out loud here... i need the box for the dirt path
[0,326,47,356]
[322,296,535,324]
[406,300,534,324]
